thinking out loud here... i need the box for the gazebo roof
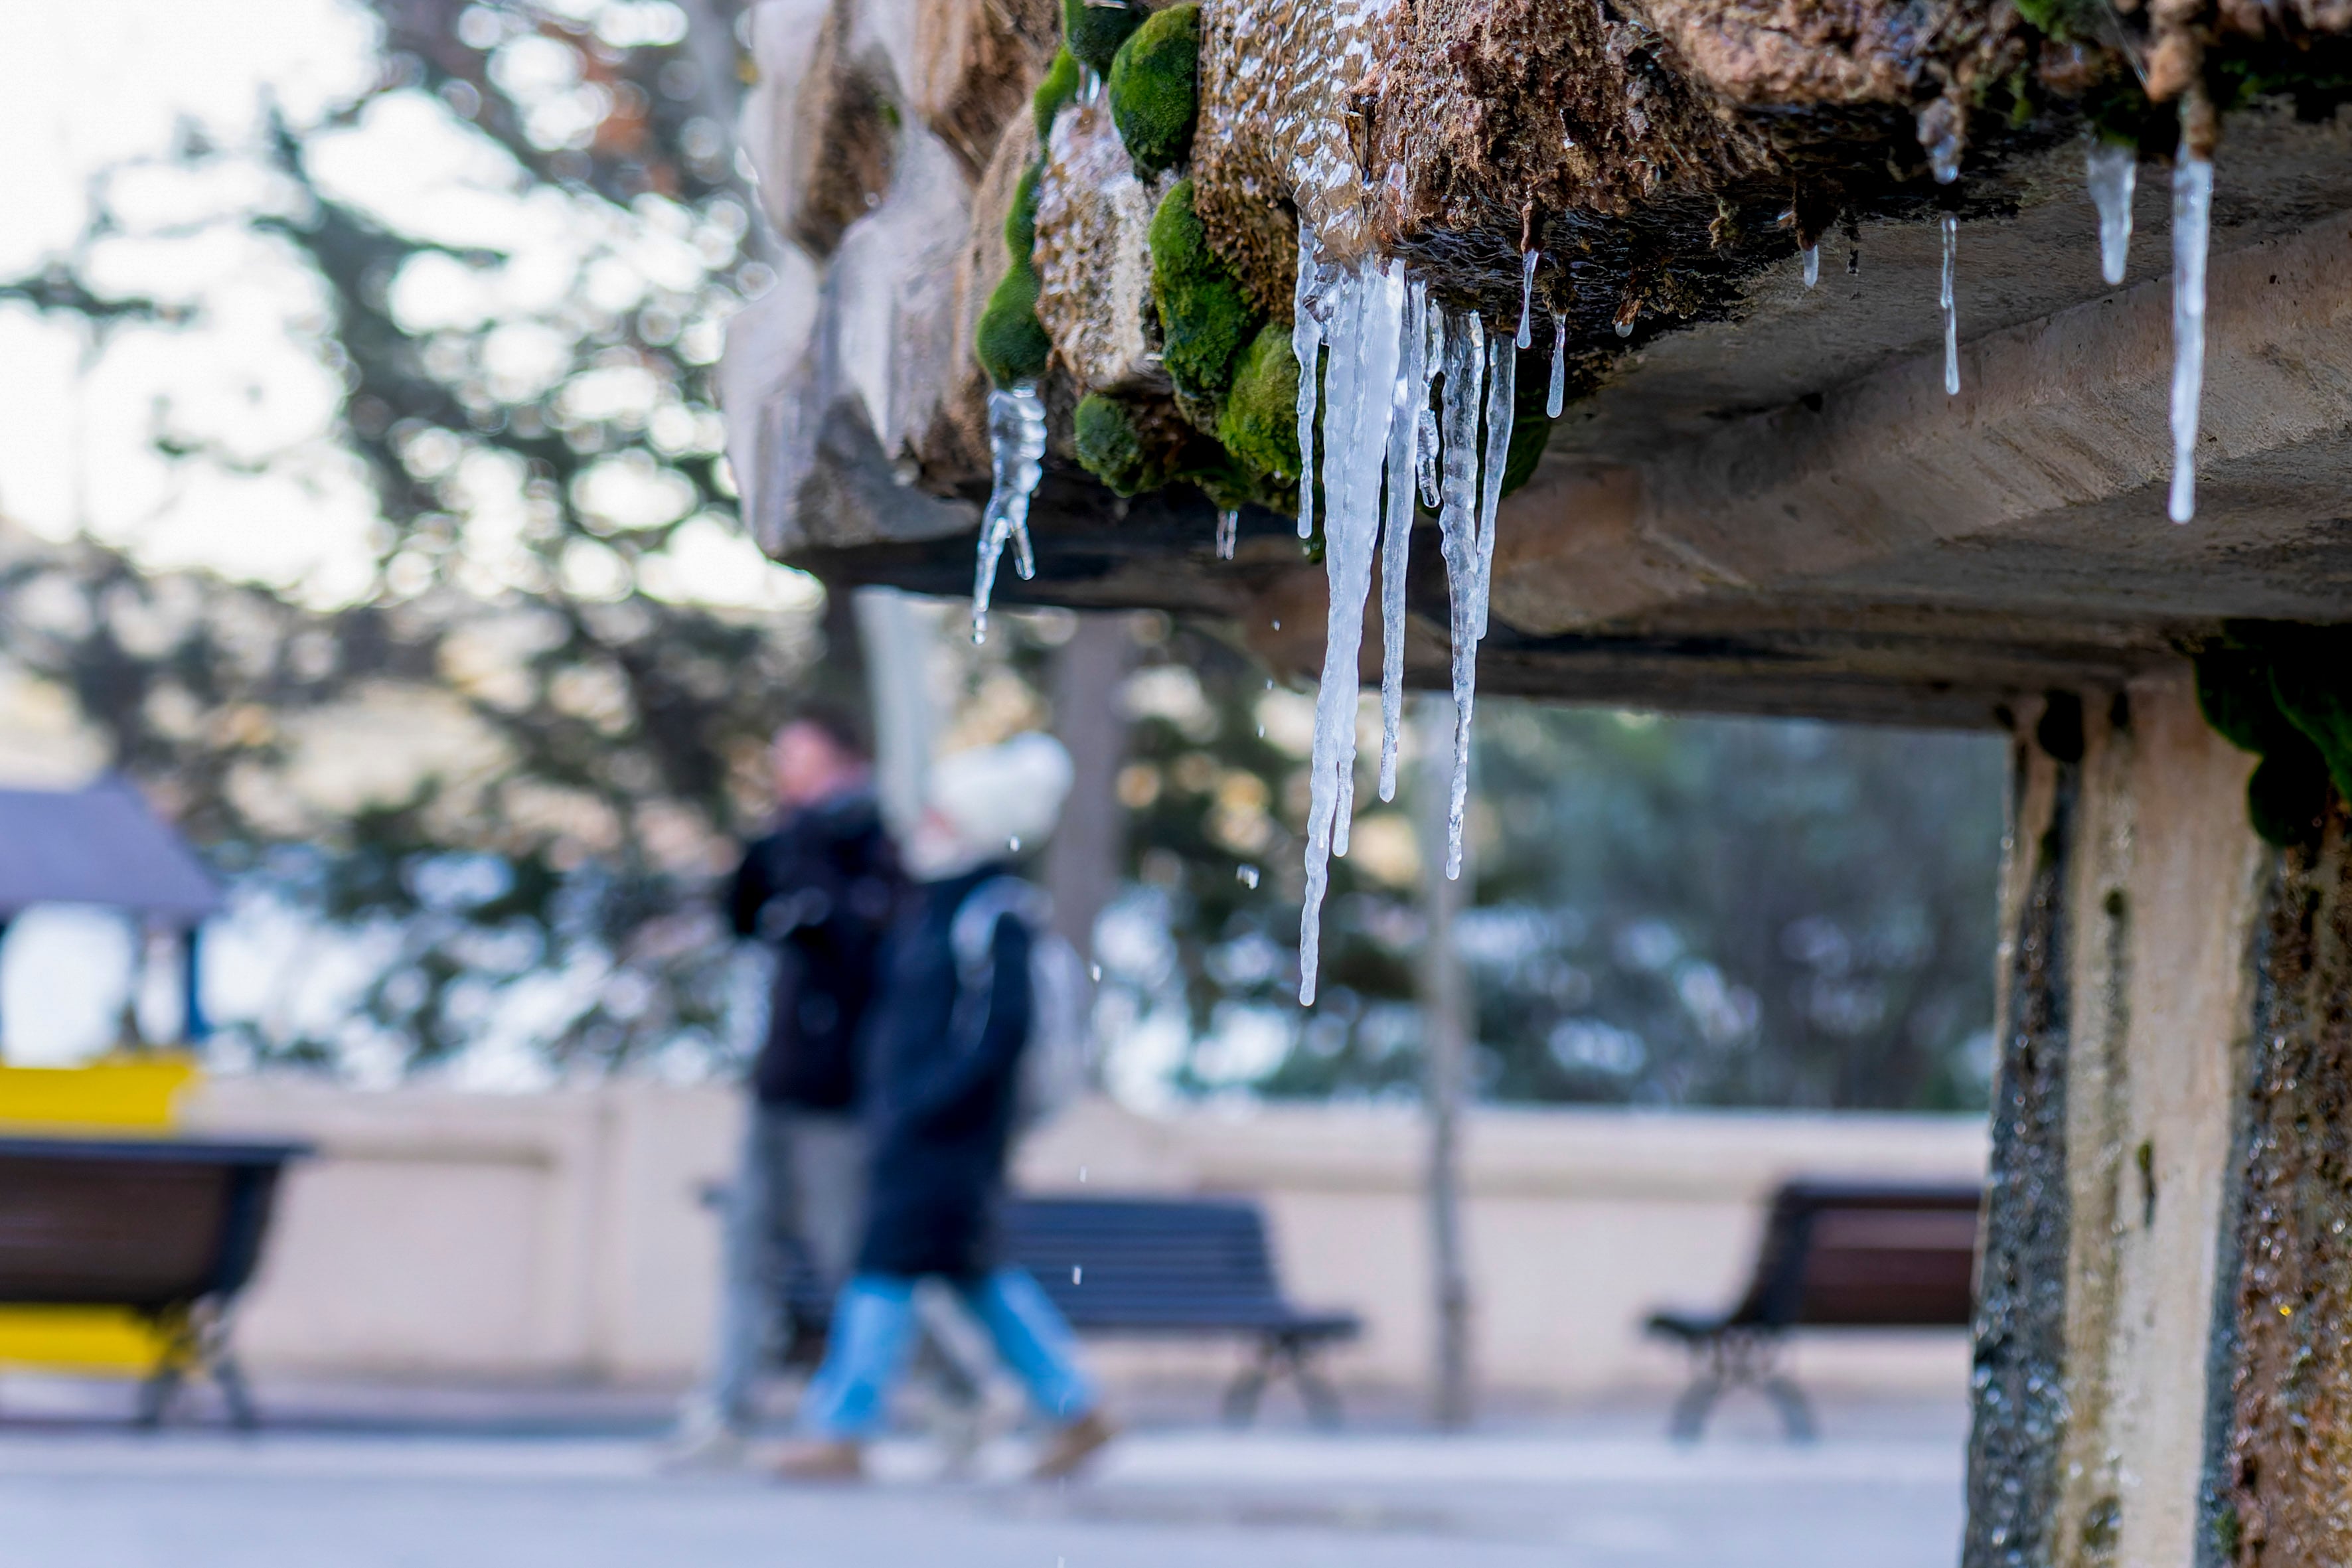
[0,777,222,923]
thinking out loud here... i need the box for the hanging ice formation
[971,382,1046,643]
[1294,256,1406,1006]
[1547,311,1566,419]
[1435,309,1488,882]
[1293,215,1324,541]
[1516,249,1537,349]
[1215,507,1239,560]
[1802,244,1820,289]
[2086,140,2136,287]
[1377,279,1429,805]
[1940,215,1960,397]
[2170,153,2213,524]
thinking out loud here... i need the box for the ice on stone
[1802,244,1820,289]
[1516,248,1537,349]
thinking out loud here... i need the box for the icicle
[1474,329,1513,643]
[1940,214,1960,398]
[1546,311,1566,419]
[1297,258,1407,1006]
[970,382,1046,643]
[2087,140,2136,287]
[1802,244,1820,289]
[1416,308,1446,507]
[1377,278,1427,803]
[1516,249,1537,349]
[1215,507,1239,560]
[1293,216,1324,541]
[1434,309,1484,881]
[2170,154,2213,524]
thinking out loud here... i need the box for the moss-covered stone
[1148,178,1258,408]
[1062,0,1142,77]
[977,265,1053,388]
[2191,627,2352,849]
[1216,322,1299,483]
[1033,48,1081,142]
[1073,392,1190,496]
[1108,3,1199,177]
[977,162,1051,389]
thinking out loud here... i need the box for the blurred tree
[0,0,828,1077]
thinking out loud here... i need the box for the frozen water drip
[1940,215,1960,398]
[1215,507,1239,560]
[1547,311,1566,419]
[2171,155,2213,524]
[1802,244,1820,289]
[2086,139,2136,287]
[1377,278,1428,803]
[971,382,1046,643]
[1516,248,1537,349]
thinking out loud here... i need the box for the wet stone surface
[1963,747,2077,1568]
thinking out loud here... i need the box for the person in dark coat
[775,733,1113,1482]
[671,706,901,1465]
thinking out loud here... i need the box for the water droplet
[1546,311,1566,419]
[1072,1266,1083,1285]
[1215,507,1239,560]
[1008,835,1021,852]
[1089,963,1101,982]
[1802,244,1820,289]
[1271,618,1281,630]
[1237,864,1261,888]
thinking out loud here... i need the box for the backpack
[948,877,1096,1130]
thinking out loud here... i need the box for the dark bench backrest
[782,1196,1312,1335]
[1002,1197,1302,1331]
[1736,1181,1983,1330]
[0,1139,303,1312]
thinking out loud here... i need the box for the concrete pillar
[1961,668,2343,1568]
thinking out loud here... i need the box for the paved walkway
[0,1403,1966,1568]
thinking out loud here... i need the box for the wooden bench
[1644,1180,1982,1442]
[0,1135,309,1427]
[775,1195,1363,1426]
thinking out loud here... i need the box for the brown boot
[1030,1409,1117,1481]
[771,1438,866,1482]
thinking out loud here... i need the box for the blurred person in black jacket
[669,705,900,1465]
[774,733,1113,1484]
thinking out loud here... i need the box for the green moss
[1004,160,1042,257]
[1062,0,1142,76]
[977,163,1051,388]
[1073,392,1186,496]
[977,264,1052,388]
[1108,3,1199,177]
[1216,323,1300,483]
[1149,179,1259,408]
[1033,48,1081,141]
[2011,0,2105,42]
[2192,627,2352,848]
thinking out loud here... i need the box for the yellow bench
[0,1057,199,1372]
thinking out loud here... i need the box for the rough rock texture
[1034,100,1176,394]
[913,0,1062,180]
[778,0,905,256]
[2221,813,2352,1567]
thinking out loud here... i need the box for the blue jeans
[799,1269,1097,1438]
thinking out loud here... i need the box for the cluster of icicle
[969,382,1047,643]
[2075,123,2211,522]
[1291,226,1515,1005]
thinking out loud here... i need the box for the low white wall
[183,1082,1986,1398]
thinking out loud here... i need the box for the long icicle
[1940,214,1960,398]
[1297,258,1406,1005]
[2170,151,2213,524]
[1516,248,1537,349]
[2087,139,2136,287]
[1377,278,1427,802]
[1472,326,1514,643]
[1435,308,1484,881]
[1293,216,1324,541]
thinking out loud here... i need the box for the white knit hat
[905,732,1073,879]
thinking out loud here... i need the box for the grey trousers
[703,1104,866,1429]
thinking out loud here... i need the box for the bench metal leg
[1224,1338,1346,1429]
[1221,1341,1275,1427]
[137,1301,260,1430]
[1668,1330,1807,1445]
[1289,1345,1345,1431]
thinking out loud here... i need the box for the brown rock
[1033,100,1176,395]
[914,0,1062,181]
